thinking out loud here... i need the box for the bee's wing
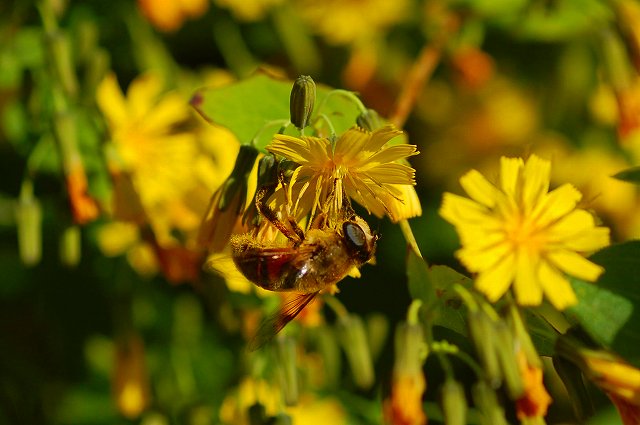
[249,291,319,351]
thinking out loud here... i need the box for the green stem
[324,295,349,318]
[316,89,368,117]
[407,299,423,325]
[399,219,423,260]
[250,119,291,147]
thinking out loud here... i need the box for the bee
[231,168,378,349]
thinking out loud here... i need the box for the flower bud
[59,225,81,267]
[289,75,316,129]
[472,381,508,425]
[356,108,383,131]
[383,321,426,425]
[15,183,42,266]
[441,379,467,425]
[314,326,341,388]
[275,335,299,406]
[248,403,268,425]
[337,314,374,389]
[552,355,593,422]
[494,322,524,399]
[219,145,259,213]
[468,310,501,387]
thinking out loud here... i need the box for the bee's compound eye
[343,222,366,249]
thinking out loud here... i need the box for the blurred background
[1,0,640,423]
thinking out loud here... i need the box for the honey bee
[231,171,378,349]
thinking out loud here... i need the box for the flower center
[504,212,545,253]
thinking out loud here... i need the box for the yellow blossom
[97,72,199,211]
[295,0,409,45]
[266,125,420,222]
[137,0,208,32]
[96,72,236,281]
[440,154,610,309]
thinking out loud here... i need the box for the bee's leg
[278,171,305,241]
[255,185,303,244]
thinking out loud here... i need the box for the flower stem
[324,295,348,319]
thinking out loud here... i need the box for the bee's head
[342,216,378,264]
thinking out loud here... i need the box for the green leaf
[406,250,435,306]
[406,252,471,337]
[190,73,360,151]
[568,241,640,367]
[612,166,640,185]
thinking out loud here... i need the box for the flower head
[440,154,610,309]
[295,0,409,45]
[266,125,420,222]
[138,0,208,32]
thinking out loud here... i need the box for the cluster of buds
[466,300,551,424]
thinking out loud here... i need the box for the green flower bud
[468,310,502,387]
[219,145,259,213]
[472,381,508,425]
[59,225,81,268]
[337,314,374,389]
[552,355,594,422]
[494,322,524,399]
[289,75,316,129]
[248,403,268,425]
[15,182,42,267]
[441,379,467,425]
[275,335,299,406]
[394,321,424,376]
[356,108,383,131]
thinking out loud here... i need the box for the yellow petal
[363,163,416,185]
[142,92,190,134]
[563,227,610,252]
[532,184,582,228]
[513,250,543,306]
[459,169,500,208]
[546,210,595,241]
[335,127,371,160]
[267,135,314,163]
[127,73,162,120]
[500,156,524,198]
[440,193,495,228]
[383,185,422,221]
[522,155,550,213]
[96,73,128,129]
[538,261,577,310]
[547,249,605,282]
[474,252,515,302]
[458,240,510,272]
[367,125,403,151]
[362,145,418,167]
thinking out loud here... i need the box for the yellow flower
[440,154,610,309]
[266,125,420,222]
[96,72,237,281]
[295,0,409,45]
[138,0,208,32]
[97,72,199,211]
